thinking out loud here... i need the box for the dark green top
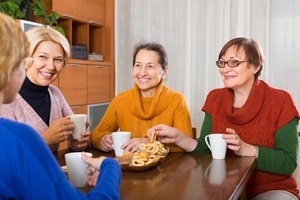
[191,113,298,175]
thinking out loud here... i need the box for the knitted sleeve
[168,93,193,152]
[172,94,193,137]
[256,118,298,174]
[90,97,120,149]
[275,91,300,129]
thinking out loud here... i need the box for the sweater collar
[126,81,174,120]
[19,76,49,99]
[224,79,265,124]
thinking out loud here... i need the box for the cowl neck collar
[125,81,174,120]
[224,79,264,125]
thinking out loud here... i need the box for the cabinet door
[70,105,87,114]
[88,65,111,104]
[59,63,87,106]
[52,0,83,19]
[82,0,106,24]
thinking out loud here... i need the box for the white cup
[204,134,227,159]
[111,131,131,156]
[205,159,227,185]
[69,114,87,139]
[65,152,92,187]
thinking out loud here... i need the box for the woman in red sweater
[149,37,300,200]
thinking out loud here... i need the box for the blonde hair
[26,27,71,65]
[0,13,29,91]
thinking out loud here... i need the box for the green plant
[31,0,65,35]
[0,0,64,36]
[0,0,24,19]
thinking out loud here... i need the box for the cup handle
[204,135,211,151]
[204,162,212,179]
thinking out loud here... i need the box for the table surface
[53,148,256,200]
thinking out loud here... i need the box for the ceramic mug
[204,133,227,159]
[111,131,131,156]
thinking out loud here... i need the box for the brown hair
[132,42,168,70]
[218,37,264,79]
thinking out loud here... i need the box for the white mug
[204,159,227,185]
[65,152,92,187]
[111,131,131,156]
[69,114,87,139]
[204,133,227,159]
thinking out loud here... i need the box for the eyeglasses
[216,59,248,68]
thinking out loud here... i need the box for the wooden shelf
[46,0,115,109]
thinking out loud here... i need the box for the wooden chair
[192,127,197,139]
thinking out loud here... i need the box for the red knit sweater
[202,80,300,199]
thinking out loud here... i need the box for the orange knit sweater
[91,81,193,152]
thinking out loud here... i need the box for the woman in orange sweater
[91,42,193,153]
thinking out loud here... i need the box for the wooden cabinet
[51,0,83,20]
[44,1,114,151]
[82,0,106,24]
[58,63,87,106]
[70,105,87,115]
[51,0,105,23]
[88,65,111,104]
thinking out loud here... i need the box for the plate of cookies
[116,132,169,171]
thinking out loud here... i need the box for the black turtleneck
[19,77,51,126]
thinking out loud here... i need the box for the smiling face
[132,49,168,97]
[26,41,64,86]
[219,45,260,91]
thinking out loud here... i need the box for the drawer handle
[70,64,81,67]
[70,106,80,109]
[95,65,104,68]
[61,14,74,19]
[89,21,100,25]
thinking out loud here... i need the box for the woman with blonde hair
[1,26,90,152]
[0,13,121,199]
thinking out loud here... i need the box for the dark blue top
[0,118,121,199]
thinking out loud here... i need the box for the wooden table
[53,148,256,200]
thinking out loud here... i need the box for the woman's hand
[147,124,180,144]
[222,128,257,157]
[69,120,91,151]
[82,152,106,186]
[85,167,99,186]
[42,117,74,145]
[147,124,198,152]
[99,134,114,152]
[121,138,150,153]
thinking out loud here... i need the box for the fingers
[77,130,91,142]
[85,170,99,186]
[99,134,113,152]
[225,128,236,134]
[81,152,91,164]
[85,120,91,130]
[82,152,106,170]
